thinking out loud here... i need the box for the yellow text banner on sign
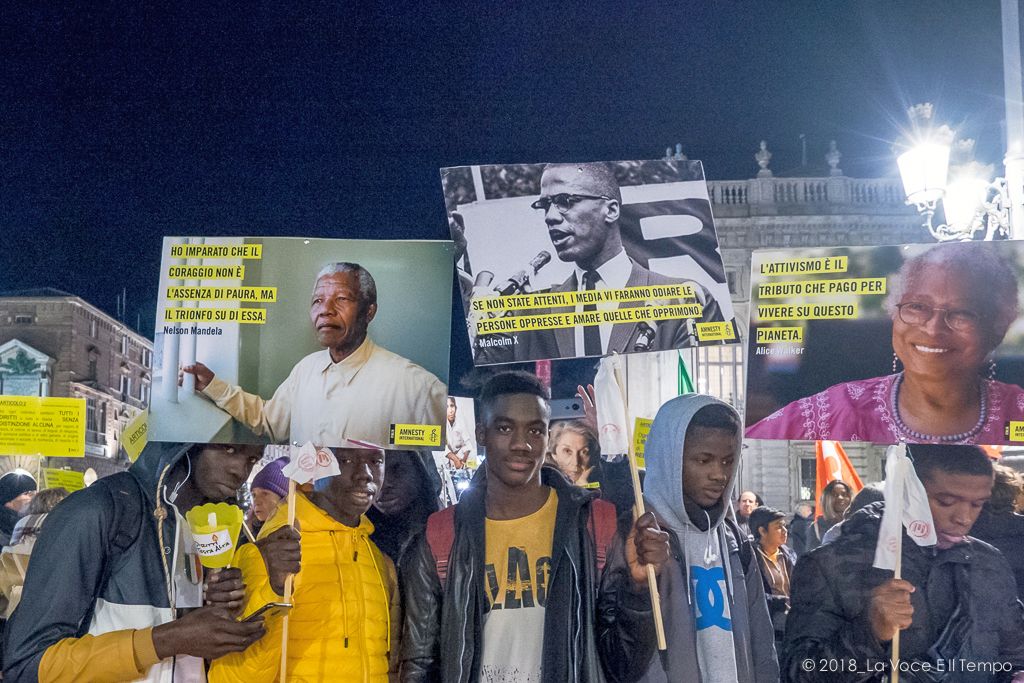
[43,468,86,492]
[756,327,804,344]
[123,409,148,463]
[476,304,703,336]
[757,303,858,321]
[757,277,886,298]
[167,265,245,280]
[633,417,653,469]
[0,397,85,457]
[390,424,442,447]
[165,286,278,302]
[471,283,697,313]
[758,256,848,276]
[169,244,263,259]
[696,322,736,341]
[164,308,267,324]
[1006,421,1024,442]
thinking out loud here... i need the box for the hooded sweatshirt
[639,394,778,683]
[4,441,203,682]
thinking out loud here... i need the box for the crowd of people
[0,370,1022,681]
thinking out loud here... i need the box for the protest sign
[0,396,85,457]
[744,240,1024,445]
[42,468,85,492]
[149,237,453,449]
[122,409,148,462]
[441,160,737,365]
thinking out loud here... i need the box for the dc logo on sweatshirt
[690,565,732,631]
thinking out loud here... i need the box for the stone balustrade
[707,176,912,217]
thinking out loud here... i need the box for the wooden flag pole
[612,355,667,651]
[891,530,902,683]
[240,519,257,545]
[280,479,297,681]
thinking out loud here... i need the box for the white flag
[281,441,341,484]
[873,444,937,571]
[594,355,629,457]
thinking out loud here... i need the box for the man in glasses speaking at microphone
[477,161,726,364]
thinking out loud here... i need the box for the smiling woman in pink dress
[747,242,1024,445]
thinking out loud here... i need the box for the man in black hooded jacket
[784,445,1024,682]
[4,441,265,682]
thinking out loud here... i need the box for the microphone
[494,251,552,296]
[633,322,656,352]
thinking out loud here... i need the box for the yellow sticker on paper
[1006,421,1024,442]
[0,396,85,457]
[123,409,148,462]
[43,468,86,492]
[163,308,267,324]
[633,417,653,469]
[756,327,804,344]
[169,244,263,259]
[696,322,736,341]
[758,256,848,276]
[390,424,442,447]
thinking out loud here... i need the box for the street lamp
[896,104,1011,242]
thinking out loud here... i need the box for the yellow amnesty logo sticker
[43,468,86,492]
[633,417,653,468]
[390,424,442,447]
[696,322,736,341]
[1006,422,1024,441]
[0,396,85,457]
[123,409,148,462]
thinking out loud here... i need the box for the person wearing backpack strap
[637,394,779,683]
[4,441,264,682]
[399,370,670,683]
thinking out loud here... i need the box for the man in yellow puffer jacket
[210,447,400,682]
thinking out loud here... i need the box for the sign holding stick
[596,354,667,651]
[277,441,341,680]
[873,443,936,683]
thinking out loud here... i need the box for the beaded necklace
[890,372,987,443]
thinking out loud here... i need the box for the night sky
[0,1,1011,390]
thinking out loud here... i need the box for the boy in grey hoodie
[639,394,779,683]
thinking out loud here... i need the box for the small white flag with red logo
[873,443,937,571]
[282,441,341,484]
[594,355,629,457]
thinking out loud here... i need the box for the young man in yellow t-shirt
[400,370,670,683]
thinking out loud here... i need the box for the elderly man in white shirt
[182,262,446,447]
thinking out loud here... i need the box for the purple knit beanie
[251,457,289,498]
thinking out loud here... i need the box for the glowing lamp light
[943,177,989,230]
[897,142,951,206]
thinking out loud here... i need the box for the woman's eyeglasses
[530,193,613,213]
[896,301,982,333]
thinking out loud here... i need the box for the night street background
[0,1,1010,390]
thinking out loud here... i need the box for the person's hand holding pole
[625,512,670,585]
